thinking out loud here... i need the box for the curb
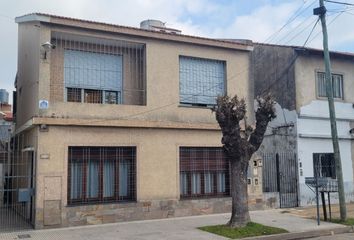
[242,226,354,240]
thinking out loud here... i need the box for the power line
[325,0,354,6]
[260,17,321,95]
[283,17,319,45]
[263,11,346,96]
[326,4,354,12]
[274,14,316,44]
[344,10,354,14]
[264,0,317,43]
[303,18,320,46]
[0,13,12,19]
[0,14,14,22]
[307,11,344,44]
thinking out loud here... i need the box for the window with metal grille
[179,147,230,199]
[313,153,336,179]
[179,56,225,106]
[67,88,82,102]
[84,89,102,104]
[68,146,136,205]
[317,72,343,99]
[64,50,123,104]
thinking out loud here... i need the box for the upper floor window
[317,72,343,99]
[179,56,225,106]
[52,34,146,106]
[64,50,123,104]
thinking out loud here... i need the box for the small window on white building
[317,72,343,99]
[179,56,225,106]
[313,153,336,179]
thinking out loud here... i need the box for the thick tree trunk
[213,94,275,228]
[228,157,250,228]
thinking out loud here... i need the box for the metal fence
[262,152,299,208]
[0,135,34,232]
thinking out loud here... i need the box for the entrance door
[277,153,299,208]
[262,152,299,208]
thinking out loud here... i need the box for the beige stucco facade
[40,28,252,124]
[13,14,264,229]
[295,54,354,110]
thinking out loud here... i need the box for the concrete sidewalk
[0,209,347,240]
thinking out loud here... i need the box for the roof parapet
[15,13,253,51]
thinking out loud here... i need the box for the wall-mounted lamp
[350,128,354,135]
[39,124,48,132]
[41,41,55,59]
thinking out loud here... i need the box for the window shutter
[64,50,123,91]
[179,57,225,105]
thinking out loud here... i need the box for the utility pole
[314,0,346,221]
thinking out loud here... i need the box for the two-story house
[11,13,260,229]
[253,43,354,208]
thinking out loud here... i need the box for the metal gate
[262,152,299,208]
[0,135,35,232]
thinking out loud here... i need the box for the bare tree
[213,94,276,227]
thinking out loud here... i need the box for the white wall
[297,100,354,206]
[300,100,354,120]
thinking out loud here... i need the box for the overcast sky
[1,0,354,102]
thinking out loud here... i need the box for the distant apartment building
[10,13,263,229]
[0,102,12,211]
[0,102,12,150]
[0,89,9,104]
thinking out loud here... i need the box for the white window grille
[317,72,343,99]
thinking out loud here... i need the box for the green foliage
[330,218,354,226]
[198,222,288,239]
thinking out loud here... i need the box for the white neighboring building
[253,43,354,208]
[297,100,354,205]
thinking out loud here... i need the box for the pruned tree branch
[213,95,248,159]
[248,94,276,154]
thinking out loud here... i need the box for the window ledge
[178,104,215,109]
[316,97,344,102]
[179,195,231,201]
[66,200,137,207]
[32,117,220,130]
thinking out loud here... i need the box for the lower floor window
[68,146,136,205]
[313,153,336,179]
[179,147,230,198]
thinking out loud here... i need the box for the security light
[41,41,55,50]
[41,42,55,59]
